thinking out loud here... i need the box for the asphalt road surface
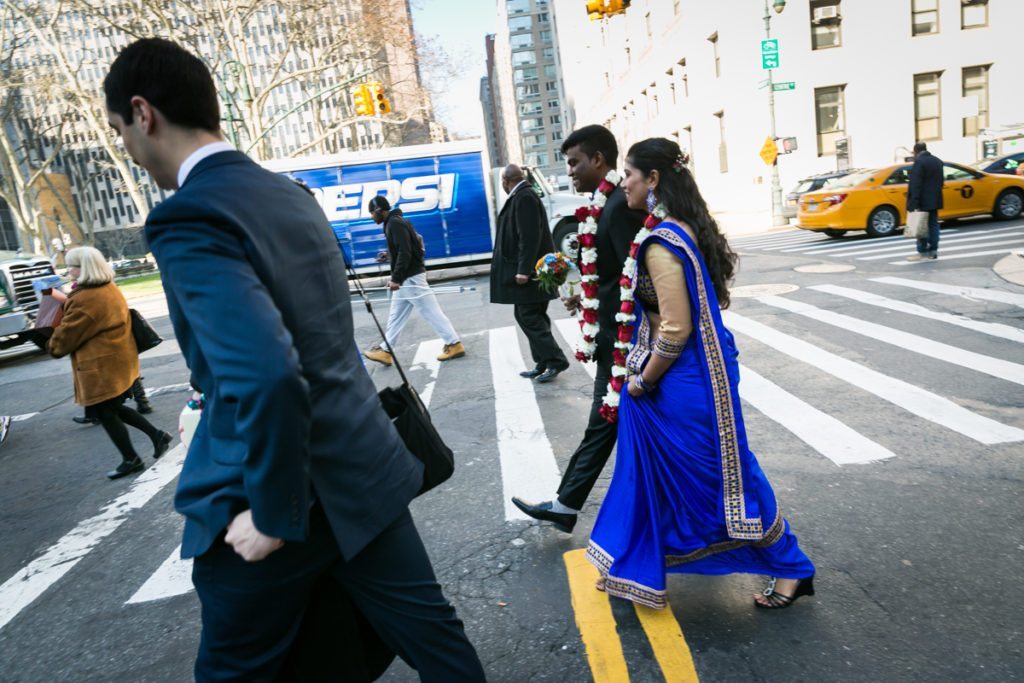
[1,217,1022,682]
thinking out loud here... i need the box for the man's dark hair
[368,195,391,212]
[104,38,220,132]
[560,124,618,167]
[913,142,927,154]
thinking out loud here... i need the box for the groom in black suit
[103,38,484,681]
[512,125,646,533]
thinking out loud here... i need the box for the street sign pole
[762,2,786,226]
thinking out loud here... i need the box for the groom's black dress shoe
[520,367,545,379]
[534,367,564,384]
[107,457,144,480]
[511,497,577,533]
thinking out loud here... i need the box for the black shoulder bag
[346,263,454,496]
[129,308,163,353]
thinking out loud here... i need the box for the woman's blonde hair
[66,246,115,286]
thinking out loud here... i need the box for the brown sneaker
[906,254,928,262]
[437,341,466,361]
[363,346,393,366]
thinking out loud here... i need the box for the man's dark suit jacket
[490,183,556,305]
[145,150,422,561]
[908,150,945,212]
[593,186,646,343]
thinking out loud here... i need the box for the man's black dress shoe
[107,457,144,480]
[73,416,99,425]
[534,367,565,384]
[137,403,154,415]
[520,367,545,379]
[511,497,577,533]
[153,431,173,459]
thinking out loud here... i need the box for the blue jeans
[916,210,940,255]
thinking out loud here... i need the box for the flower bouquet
[534,252,576,294]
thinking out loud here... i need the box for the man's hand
[388,281,401,291]
[225,509,284,562]
[515,274,529,285]
[375,250,390,263]
[562,294,582,313]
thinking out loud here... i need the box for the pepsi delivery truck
[262,140,496,272]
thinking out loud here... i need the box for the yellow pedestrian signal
[368,82,392,114]
[586,0,605,20]
[351,85,374,117]
[586,0,630,20]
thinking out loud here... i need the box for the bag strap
[344,260,413,390]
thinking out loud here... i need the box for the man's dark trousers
[514,301,568,372]
[193,505,485,682]
[917,210,941,256]
[555,335,616,510]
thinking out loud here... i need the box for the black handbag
[346,266,454,496]
[129,308,163,353]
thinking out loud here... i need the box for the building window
[914,71,942,140]
[507,0,530,14]
[912,0,939,36]
[543,64,557,78]
[814,85,846,155]
[708,33,720,78]
[514,67,538,83]
[962,65,990,136]
[508,16,532,32]
[679,59,688,97]
[714,111,727,173]
[550,114,561,125]
[644,12,652,37]
[537,12,549,23]
[810,0,841,50]
[512,51,536,67]
[545,81,558,92]
[961,0,988,29]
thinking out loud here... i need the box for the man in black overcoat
[511,125,646,533]
[491,164,569,383]
[907,141,945,260]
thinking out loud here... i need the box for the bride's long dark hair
[626,137,737,309]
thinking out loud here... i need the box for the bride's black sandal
[755,575,815,609]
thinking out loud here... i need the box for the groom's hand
[562,294,581,313]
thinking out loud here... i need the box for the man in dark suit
[511,125,646,533]
[907,141,944,261]
[491,164,569,384]
[103,39,484,681]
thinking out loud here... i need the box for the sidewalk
[710,208,794,240]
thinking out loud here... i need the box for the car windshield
[791,179,815,194]
[823,169,875,190]
[969,158,992,170]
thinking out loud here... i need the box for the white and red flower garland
[571,170,622,362]
[597,203,668,423]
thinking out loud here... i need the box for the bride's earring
[646,187,657,213]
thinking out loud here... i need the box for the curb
[993,251,1024,288]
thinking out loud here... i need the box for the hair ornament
[672,152,690,174]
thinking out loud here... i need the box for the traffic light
[586,0,631,20]
[368,82,392,114]
[351,85,374,117]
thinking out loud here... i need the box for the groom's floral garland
[597,203,669,423]
[571,170,622,362]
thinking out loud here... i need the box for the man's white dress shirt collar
[176,141,235,189]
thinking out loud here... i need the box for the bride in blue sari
[586,138,816,610]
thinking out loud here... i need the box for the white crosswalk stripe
[870,276,1024,307]
[757,295,1024,386]
[891,247,1024,265]
[722,310,1024,444]
[808,284,1024,343]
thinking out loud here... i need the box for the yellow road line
[634,603,700,683]
[563,549,630,682]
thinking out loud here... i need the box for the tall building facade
[554,0,1023,215]
[485,0,569,182]
[5,0,442,255]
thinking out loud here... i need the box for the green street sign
[773,81,796,91]
[761,39,779,70]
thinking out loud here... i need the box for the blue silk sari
[586,222,814,609]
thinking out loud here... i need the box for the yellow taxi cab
[795,161,1024,238]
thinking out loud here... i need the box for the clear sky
[409,0,497,139]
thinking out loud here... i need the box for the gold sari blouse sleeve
[645,243,692,359]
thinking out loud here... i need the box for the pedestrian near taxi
[363,195,466,366]
[907,141,944,261]
[491,164,569,383]
[48,246,172,479]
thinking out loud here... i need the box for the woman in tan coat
[49,247,172,479]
